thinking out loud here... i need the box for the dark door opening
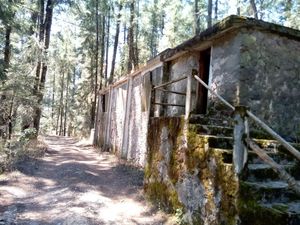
[196,48,211,114]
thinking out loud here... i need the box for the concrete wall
[209,32,241,114]
[127,74,150,166]
[209,29,300,138]
[166,54,199,116]
[109,84,127,154]
[238,29,300,138]
[94,64,162,166]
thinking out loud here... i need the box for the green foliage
[19,128,37,142]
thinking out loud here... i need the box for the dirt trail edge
[0,136,168,225]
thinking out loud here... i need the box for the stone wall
[208,32,241,114]
[145,117,238,225]
[209,29,300,138]
[238,29,300,138]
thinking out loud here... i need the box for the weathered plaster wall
[109,84,127,154]
[238,30,300,137]
[209,30,300,137]
[209,32,241,114]
[127,74,150,166]
[151,67,163,117]
[145,117,238,224]
[95,113,107,146]
[166,54,199,116]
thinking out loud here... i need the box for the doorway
[196,48,211,114]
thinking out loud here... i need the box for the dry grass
[0,136,48,173]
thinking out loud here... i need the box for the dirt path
[0,136,167,225]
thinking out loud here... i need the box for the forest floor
[0,136,170,225]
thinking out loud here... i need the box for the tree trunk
[237,0,240,16]
[150,0,158,57]
[90,0,100,130]
[250,0,258,19]
[134,0,139,65]
[108,2,123,84]
[33,0,54,134]
[59,72,65,136]
[0,23,12,139]
[214,0,218,20]
[127,0,137,73]
[194,0,200,35]
[207,0,213,28]
[104,6,110,87]
[63,73,69,136]
[99,15,105,90]
[51,73,55,122]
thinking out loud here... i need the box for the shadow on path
[0,135,166,225]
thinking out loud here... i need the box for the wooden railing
[192,74,300,194]
[152,73,193,119]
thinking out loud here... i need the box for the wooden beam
[152,102,185,107]
[153,75,187,89]
[155,88,186,96]
[185,73,192,120]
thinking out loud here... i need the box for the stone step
[189,124,233,137]
[205,135,233,149]
[209,148,233,164]
[242,181,300,204]
[246,163,296,182]
[239,200,300,225]
[189,114,232,126]
[209,147,297,166]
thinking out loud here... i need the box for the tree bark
[127,0,137,73]
[250,0,258,19]
[194,0,200,35]
[63,73,69,136]
[214,0,218,21]
[33,0,54,134]
[0,23,12,138]
[108,2,123,84]
[150,0,158,57]
[59,72,65,136]
[207,0,213,28]
[90,0,100,130]
[99,14,105,90]
[104,6,110,87]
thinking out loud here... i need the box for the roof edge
[160,15,300,61]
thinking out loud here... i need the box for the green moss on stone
[145,181,183,213]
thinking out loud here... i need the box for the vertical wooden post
[233,105,248,174]
[185,73,192,120]
[93,94,101,146]
[121,77,133,159]
[104,86,113,151]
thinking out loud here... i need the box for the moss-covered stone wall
[238,29,300,138]
[145,117,239,224]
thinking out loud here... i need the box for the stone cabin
[94,16,300,224]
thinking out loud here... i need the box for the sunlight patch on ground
[79,190,110,204]
[0,186,27,198]
[98,198,148,222]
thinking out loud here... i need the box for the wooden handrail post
[233,106,249,174]
[185,73,192,120]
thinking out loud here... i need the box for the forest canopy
[0,0,299,139]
